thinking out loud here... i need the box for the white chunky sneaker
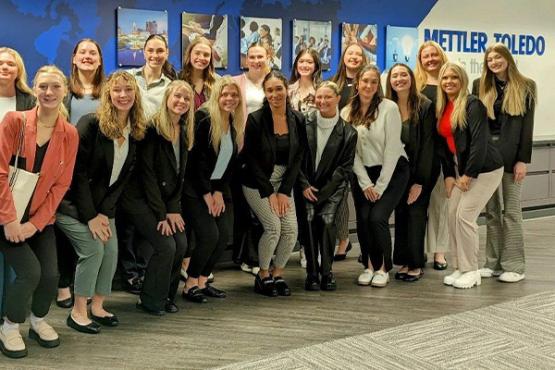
[453,271,481,289]
[29,320,60,348]
[357,269,374,286]
[240,263,252,273]
[498,272,525,283]
[479,268,503,278]
[299,248,307,268]
[0,326,27,359]
[371,270,389,288]
[180,268,188,281]
[443,270,462,286]
[251,266,260,276]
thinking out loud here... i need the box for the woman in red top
[0,65,78,359]
[436,62,503,290]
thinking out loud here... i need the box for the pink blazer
[0,107,79,231]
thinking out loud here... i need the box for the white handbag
[8,112,40,222]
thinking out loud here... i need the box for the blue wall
[0,0,436,80]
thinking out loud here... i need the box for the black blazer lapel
[286,109,298,168]
[306,119,317,176]
[315,121,343,180]
[101,134,115,177]
[163,139,178,174]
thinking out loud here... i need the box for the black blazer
[183,109,238,199]
[242,104,306,198]
[405,96,436,190]
[472,79,535,172]
[121,125,188,221]
[438,95,503,179]
[298,112,357,214]
[62,113,138,223]
[15,87,35,111]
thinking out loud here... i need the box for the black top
[489,78,506,135]
[33,141,49,173]
[120,124,188,221]
[298,111,357,213]
[338,78,354,110]
[183,109,238,199]
[437,95,503,179]
[274,133,290,165]
[242,105,306,198]
[401,119,410,147]
[421,84,438,106]
[61,113,138,223]
[472,78,536,172]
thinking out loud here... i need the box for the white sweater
[315,110,339,169]
[340,99,407,195]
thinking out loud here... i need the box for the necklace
[38,120,56,128]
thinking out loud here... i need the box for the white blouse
[341,99,407,195]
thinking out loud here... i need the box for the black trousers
[183,195,233,279]
[352,157,409,272]
[55,225,77,289]
[230,165,259,266]
[304,209,337,279]
[0,225,58,323]
[393,182,432,269]
[127,212,188,310]
[116,210,152,281]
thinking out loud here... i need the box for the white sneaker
[453,271,481,289]
[240,263,252,273]
[251,266,260,276]
[479,268,503,278]
[0,325,27,358]
[357,269,374,286]
[207,273,215,283]
[498,272,525,283]
[29,320,60,348]
[299,248,307,268]
[371,270,389,287]
[443,270,462,286]
[180,268,188,281]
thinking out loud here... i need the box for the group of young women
[0,34,536,358]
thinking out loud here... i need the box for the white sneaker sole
[453,279,481,289]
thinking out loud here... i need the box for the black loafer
[304,276,320,291]
[403,270,424,282]
[66,315,101,334]
[254,275,278,297]
[273,276,291,296]
[395,272,408,280]
[202,285,226,298]
[164,300,179,313]
[433,261,448,270]
[136,302,165,316]
[182,286,208,303]
[320,273,337,291]
[56,297,73,309]
[333,242,352,261]
[91,313,119,327]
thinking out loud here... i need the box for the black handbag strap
[13,112,26,169]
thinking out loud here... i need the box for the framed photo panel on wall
[240,16,282,70]
[117,7,168,67]
[292,19,332,70]
[385,26,418,70]
[182,12,228,69]
[342,22,378,65]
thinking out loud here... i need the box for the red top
[438,101,456,154]
[0,108,79,231]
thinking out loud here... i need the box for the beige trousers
[425,172,450,254]
[448,167,503,272]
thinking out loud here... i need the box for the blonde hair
[33,65,69,119]
[414,41,448,91]
[151,80,195,150]
[316,80,341,96]
[97,71,147,140]
[201,76,244,153]
[436,62,469,130]
[179,37,217,98]
[332,44,368,91]
[479,43,536,119]
[0,47,32,94]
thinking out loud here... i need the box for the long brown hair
[0,47,32,94]
[332,44,367,91]
[385,63,423,124]
[479,42,536,119]
[178,37,217,98]
[289,48,322,86]
[97,71,147,140]
[414,41,448,91]
[143,34,177,80]
[69,38,105,99]
[346,65,383,128]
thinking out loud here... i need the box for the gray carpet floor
[216,291,555,370]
